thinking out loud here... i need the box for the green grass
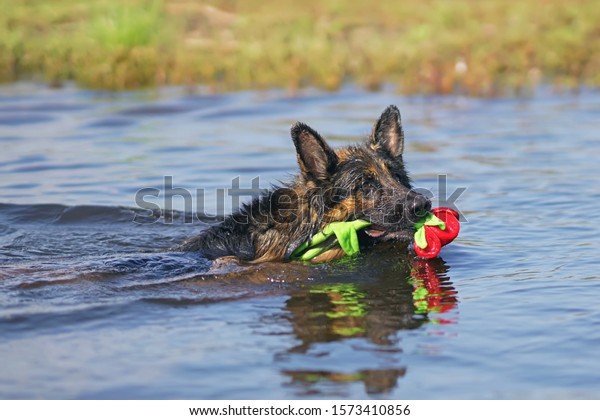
[1,0,600,94]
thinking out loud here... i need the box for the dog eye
[363,173,376,183]
[394,172,411,188]
[360,175,374,187]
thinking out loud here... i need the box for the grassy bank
[2,0,600,94]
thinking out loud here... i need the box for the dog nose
[410,194,431,217]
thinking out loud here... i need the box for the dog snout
[409,193,431,218]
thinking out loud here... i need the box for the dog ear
[291,122,338,181]
[371,105,404,157]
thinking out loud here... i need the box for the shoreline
[2,0,599,95]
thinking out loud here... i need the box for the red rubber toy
[413,207,460,259]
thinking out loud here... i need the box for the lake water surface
[1,83,599,399]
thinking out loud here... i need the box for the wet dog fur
[181,105,431,263]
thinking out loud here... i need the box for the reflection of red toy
[410,260,458,318]
[413,207,460,259]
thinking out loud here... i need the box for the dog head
[290,105,431,242]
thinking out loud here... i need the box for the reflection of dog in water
[181,105,431,263]
[280,257,457,395]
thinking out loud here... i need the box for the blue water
[1,82,599,398]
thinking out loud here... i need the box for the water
[1,82,599,399]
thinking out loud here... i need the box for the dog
[181,105,431,263]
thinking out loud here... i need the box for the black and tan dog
[181,105,431,263]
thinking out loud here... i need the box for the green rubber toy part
[291,219,372,261]
[413,213,446,249]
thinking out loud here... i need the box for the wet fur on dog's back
[181,105,431,263]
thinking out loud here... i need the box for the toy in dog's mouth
[291,207,460,262]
